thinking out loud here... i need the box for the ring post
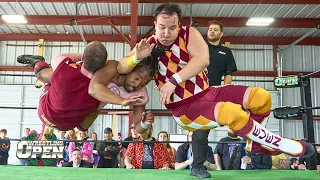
[300,75,316,170]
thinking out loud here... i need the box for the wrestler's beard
[207,35,221,43]
[124,84,136,93]
[228,131,239,139]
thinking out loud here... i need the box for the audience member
[97,127,120,168]
[66,129,77,140]
[290,158,306,170]
[175,131,215,170]
[124,125,171,170]
[18,128,30,165]
[68,130,93,163]
[316,146,320,171]
[214,128,245,170]
[29,130,39,139]
[57,130,69,163]
[158,131,176,169]
[271,153,290,169]
[241,152,272,170]
[21,128,30,140]
[91,132,100,168]
[123,124,139,149]
[62,148,93,168]
[0,129,10,165]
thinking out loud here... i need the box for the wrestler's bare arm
[89,60,125,105]
[117,37,154,74]
[175,27,209,82]
[117,47,136,74]
[133,104,155,134]
[132,105,148,134]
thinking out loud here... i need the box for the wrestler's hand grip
[141,112,147,123]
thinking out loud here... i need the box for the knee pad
[34,61,50,74]
[246,87,272,114]
[217,102,249,131]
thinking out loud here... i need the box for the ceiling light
[2,15,27,24]
[246,17,274,26]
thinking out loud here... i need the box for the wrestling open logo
[16,134,64,166]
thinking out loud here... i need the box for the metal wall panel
[0,85,42,164]
[282,121,320,143]
[279,45,320,142]
[281,45,320,72]
[231,44,274,71]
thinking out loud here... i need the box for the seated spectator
[21,128,30,140]
[83,131,93,164]
[316,146,320,171]
[91,132,100,168]
[18,128,30,165]
[290,158,306,170]
[66,129,76,140]
[121,124,139,168]
[241,152,272,170]
[68,130,92,163]
[158,131,176,169]
[123,124,139,150]
[29,130,39,140]
[175,131,215,170]
[62,148,93,168]
[84,131,90,140]
[97,128,120,168]
[271,153,290,169]
[0,129,10,165]
[124,125,171,170]
[57,130,69,163]
[214,128,245,170]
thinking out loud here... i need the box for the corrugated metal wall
[280,45,320,142]
[0,85,42,164]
